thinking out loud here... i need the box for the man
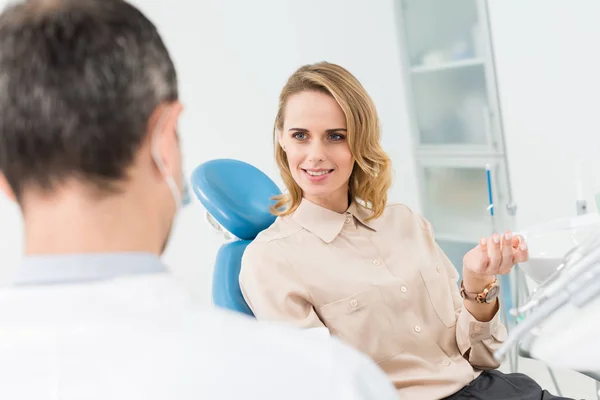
[0,0,398,399]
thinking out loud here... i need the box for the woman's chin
[302,186,344,202]
[302,188,332,199]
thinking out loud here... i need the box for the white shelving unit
[394,5,521,373]
[394,0,515,266]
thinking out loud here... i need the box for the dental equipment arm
[494,231,600,362]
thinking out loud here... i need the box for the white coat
[0,253,398,400]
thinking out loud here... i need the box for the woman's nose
[307,141,326,163]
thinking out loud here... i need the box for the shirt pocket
[318,286,403,363]
[419,264,457,328]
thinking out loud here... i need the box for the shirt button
[345,216,351,224]
[400,286,408,293]
[350,299,358,308]
[443,360,451,366]
[436,265,441,273]
[372,259,381,266]
[414,325,421,333]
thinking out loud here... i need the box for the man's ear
[0,172,17,203]
[151,102,184,177]
[163,101,184,137]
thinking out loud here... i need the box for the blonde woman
[239,62,571,400]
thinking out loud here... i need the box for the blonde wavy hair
[271,61,392,221]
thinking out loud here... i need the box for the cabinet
[395,0,515,268]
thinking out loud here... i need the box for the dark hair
[0,0,178,198]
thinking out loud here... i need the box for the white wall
[3,0,600,303]
[0,0,419,302]
[488,0,600,231]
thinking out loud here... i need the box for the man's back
[0,254,397,400]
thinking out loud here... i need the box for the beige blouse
[239,198,507,400]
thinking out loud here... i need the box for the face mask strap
[151,108,184,210]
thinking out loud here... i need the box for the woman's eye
[329,133,345,141]
[292,132,307,140]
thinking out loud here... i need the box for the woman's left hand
[462,231,529,282]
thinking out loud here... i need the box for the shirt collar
[291,198,378,243]
[13,252,167,286]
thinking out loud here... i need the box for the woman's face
[279,91,354,212]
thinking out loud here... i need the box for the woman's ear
[0,172,17,203]
[277,130,286,151]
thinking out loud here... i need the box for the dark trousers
[441,370,576,400]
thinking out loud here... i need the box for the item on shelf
[449,40,471,60]
[421,50,447,67]
[456,94,487,145]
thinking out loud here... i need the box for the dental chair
[190,159,282,317]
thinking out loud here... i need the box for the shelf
[415,147,504,160]
[411,58,485,74]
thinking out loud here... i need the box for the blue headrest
[191,159,282,240]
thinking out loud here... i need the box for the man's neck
[22,190,165,256]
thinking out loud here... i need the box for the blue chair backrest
[191,159,281,316]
